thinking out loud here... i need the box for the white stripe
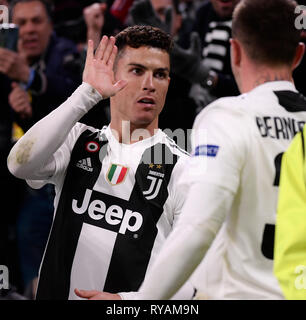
[203,44,227,57]
[68,223,117,300]
[209,21,232,29]
[87,158,92,167]
[205,29,230,42]
[111,166,122,184]
[204,58,224,71]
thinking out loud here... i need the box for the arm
[7,36,126,180]
[274,129,306,300]
[136,103,248,299]
[137,180,234,299]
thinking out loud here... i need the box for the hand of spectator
[130,0,173,34]
[84,2,108,49]
[74,288,122,300]
[171,32,210,84]
[82,36,127,98]
[9,82,32,119]
[0,48,30,83]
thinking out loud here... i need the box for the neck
[238,65,293,93]
[109,118,158,144]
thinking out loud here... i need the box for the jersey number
[261,152,284,260]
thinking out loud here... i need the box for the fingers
[74,288,100,299]
[95,35,108,60]
[107,42,118,68]
[102,36,116,63]
[86,39,94,67]
[190,32,201,56]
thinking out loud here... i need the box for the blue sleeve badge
[193,145,219,157]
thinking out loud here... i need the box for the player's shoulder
[67,122,100,147]
[194,94,249,129]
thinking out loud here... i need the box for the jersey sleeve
[274,129,306,300]
[26,122,90,188]
[180,101,250,193]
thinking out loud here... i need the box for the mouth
[137,97,156,108]
[22,38,39,49]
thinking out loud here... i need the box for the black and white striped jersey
[33,124,193,300]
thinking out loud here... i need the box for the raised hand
[82,36,127,98]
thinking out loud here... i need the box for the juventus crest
[143,164,165,200]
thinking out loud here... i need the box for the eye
[131,67,143,75]
[154,71,167,79]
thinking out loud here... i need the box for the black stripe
[274,91,306,113]
[301,128,305,160]
[36,129,107,300]
[103,143,178,292]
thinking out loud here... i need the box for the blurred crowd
[0,0,306,299]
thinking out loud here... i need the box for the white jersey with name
[186,81,306,299]
[31,124,193,300]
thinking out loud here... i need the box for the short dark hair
[10,0,54,21]
[232,0,301,66]
[115,25,173,56]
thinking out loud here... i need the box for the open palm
[82,36,127,98]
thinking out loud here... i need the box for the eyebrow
[128,63,170,73]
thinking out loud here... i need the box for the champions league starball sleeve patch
[193,145,220,157]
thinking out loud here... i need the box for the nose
[142,72,155,92]
[21,21,36,34]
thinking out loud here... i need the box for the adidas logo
[76,158,93,172]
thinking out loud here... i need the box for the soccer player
[134,0,306,299]
[7,25,194,300]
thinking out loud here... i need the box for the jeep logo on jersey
[72,189,143,235]
[107,164,129,185]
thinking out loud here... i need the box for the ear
[292,42,305,71]
[230,38,242,68]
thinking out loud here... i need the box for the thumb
[190,32,202,57]
[113,79,127,94]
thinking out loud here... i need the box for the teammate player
[134,0,306,299]
[7,25,194,300]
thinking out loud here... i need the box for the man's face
[12,1,52,59]
[111,45,170,129]
[151,0,172,21]
[210,0,241,19]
